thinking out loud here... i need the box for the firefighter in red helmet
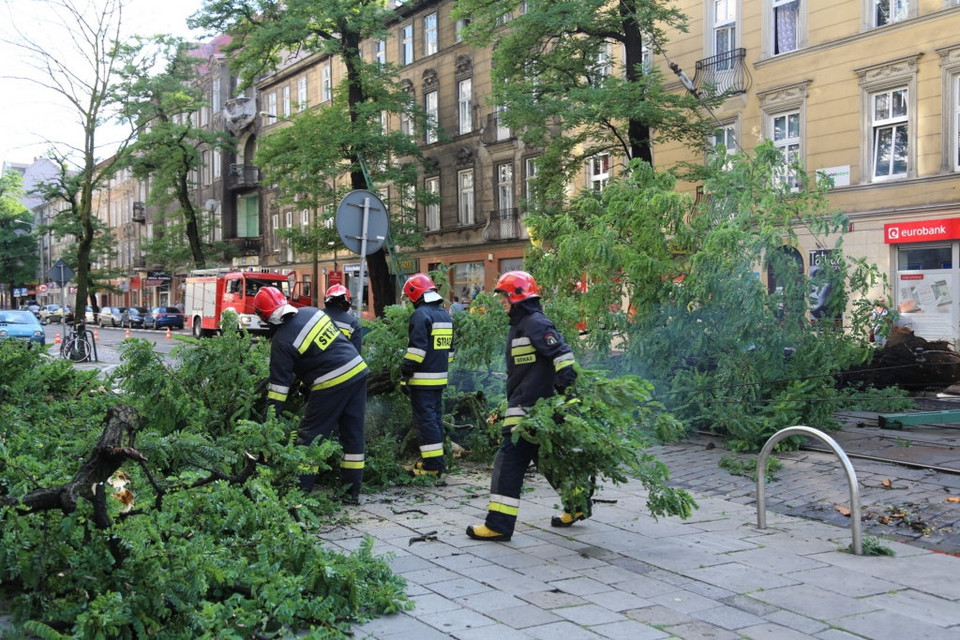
[324,284,362,353]
[401,273,455,477]
[467,270,585,541]
[253,286,368,503]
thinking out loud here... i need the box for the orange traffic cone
[165,327,172,339]
[93,329,99,342]
[124,328,131,339]
[54,332,61,344]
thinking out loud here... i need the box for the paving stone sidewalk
[337,463,960,640]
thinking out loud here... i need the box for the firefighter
[253,286,368,503]
[324,284,362,353]
[466,270,583,542]
[401,273,454,477]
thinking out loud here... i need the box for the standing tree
[114,36,235,271]
[454,0,718,202]
[0,171,38,308]
[4,0,149,322]
[191,0,429,316]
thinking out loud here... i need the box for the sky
[0,0,206,168]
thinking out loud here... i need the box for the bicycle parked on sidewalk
[60,322,97,362]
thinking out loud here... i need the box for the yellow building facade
[657,0,960,342]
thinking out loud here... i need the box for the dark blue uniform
[401,301,454,472]
[484,298,577,537]
[324,305,363,354]
[266,306,368,497]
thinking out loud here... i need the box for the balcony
[132,202,146,223]
[227,164,261,190]
[693,48,750,97]
[225,236,262,256]
[482,208,525,241]
[480,113,513,145]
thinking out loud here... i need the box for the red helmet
[324,284,351,304]
[402,273,438,303]
[495,271,540,304]
[253,286,288,322]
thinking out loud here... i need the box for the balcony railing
[482,208,526,241]
[480,113,513,145]
[225,236,262,255]
[693,48,750,97]
[226,164,261,190]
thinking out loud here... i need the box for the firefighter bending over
[254,286,368,504]
[401,273,455,477]
[467,271,584,542]
[324,284,362,353]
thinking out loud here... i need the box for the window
[282,85,291,117]
[592,41,614,82]
[524,157,539,202]
[498,163,514,210]
[589,154,610,192]
[401,24,414,66]
[452,262,484,303]
[458,169,474,225]
[455,18,470,43]
[284,211,294,262]
[458,78,472,134]
[212,77,221,113]
[874,0,908,26]
[272,213,280,252]
[771,111,801,190]
[400,109,413,136]
[264,92,277,125]
[200,105,209,126]
[425,177,440,231]
[425,90,438,144]
[713,0,737,63]
[871,88,908,179]
[213,151,221,180]
[301,209,310,229]
[297,77,308,110]
[321,65,332,103]
[237,195,259,238]
[374,40,386,66]
[709,123,737,169]
[424,12,438,56]
[202,151,212,186]
[772,0,799,54]
[495,103,510,141]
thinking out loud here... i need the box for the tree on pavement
[6,0,149,323]
[454,0,719,203]
[114,36,235,271]
[191,0,432,316]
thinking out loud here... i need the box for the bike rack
[82,327,98,362]
[756,425,862,555]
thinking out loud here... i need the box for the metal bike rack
[756,425,862,555]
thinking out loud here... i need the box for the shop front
[884,218,960,344]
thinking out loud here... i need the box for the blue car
[143,306,185,330]
[0,310,46,347]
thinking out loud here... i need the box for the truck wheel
[192,317,203,338]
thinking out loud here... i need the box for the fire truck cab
[185,268,312,338]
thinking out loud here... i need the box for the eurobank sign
[884,218,960,243]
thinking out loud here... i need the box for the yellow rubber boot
[466,524,511,541]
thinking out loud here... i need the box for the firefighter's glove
[399,374,411,396]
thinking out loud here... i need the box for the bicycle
[60,322,96,362]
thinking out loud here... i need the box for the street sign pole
[357,196,370,314]
[59,263,66,328]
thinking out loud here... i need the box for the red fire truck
[184,268,312,337]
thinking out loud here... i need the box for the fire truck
[184,268,313,338]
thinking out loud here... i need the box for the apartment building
[656,0,960,343]
[254,0,545,309]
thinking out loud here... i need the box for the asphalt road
[41,322,186,365]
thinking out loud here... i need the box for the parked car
[143,306,185,330]
[0,310,46,346]
[38,304,62,324]
[98,307,125,327]
[120,306,151,328]
[40,304,73,324]
[22,303,40,318]
[84,305,97,324]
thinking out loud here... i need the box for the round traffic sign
[38,284,48,293]
[336,190,389,256]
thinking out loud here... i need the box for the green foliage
[851,536,896,556]
[0,171,38,304]
[514,369,696,520]
[527,147,897,451]
[0,334,409,638]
